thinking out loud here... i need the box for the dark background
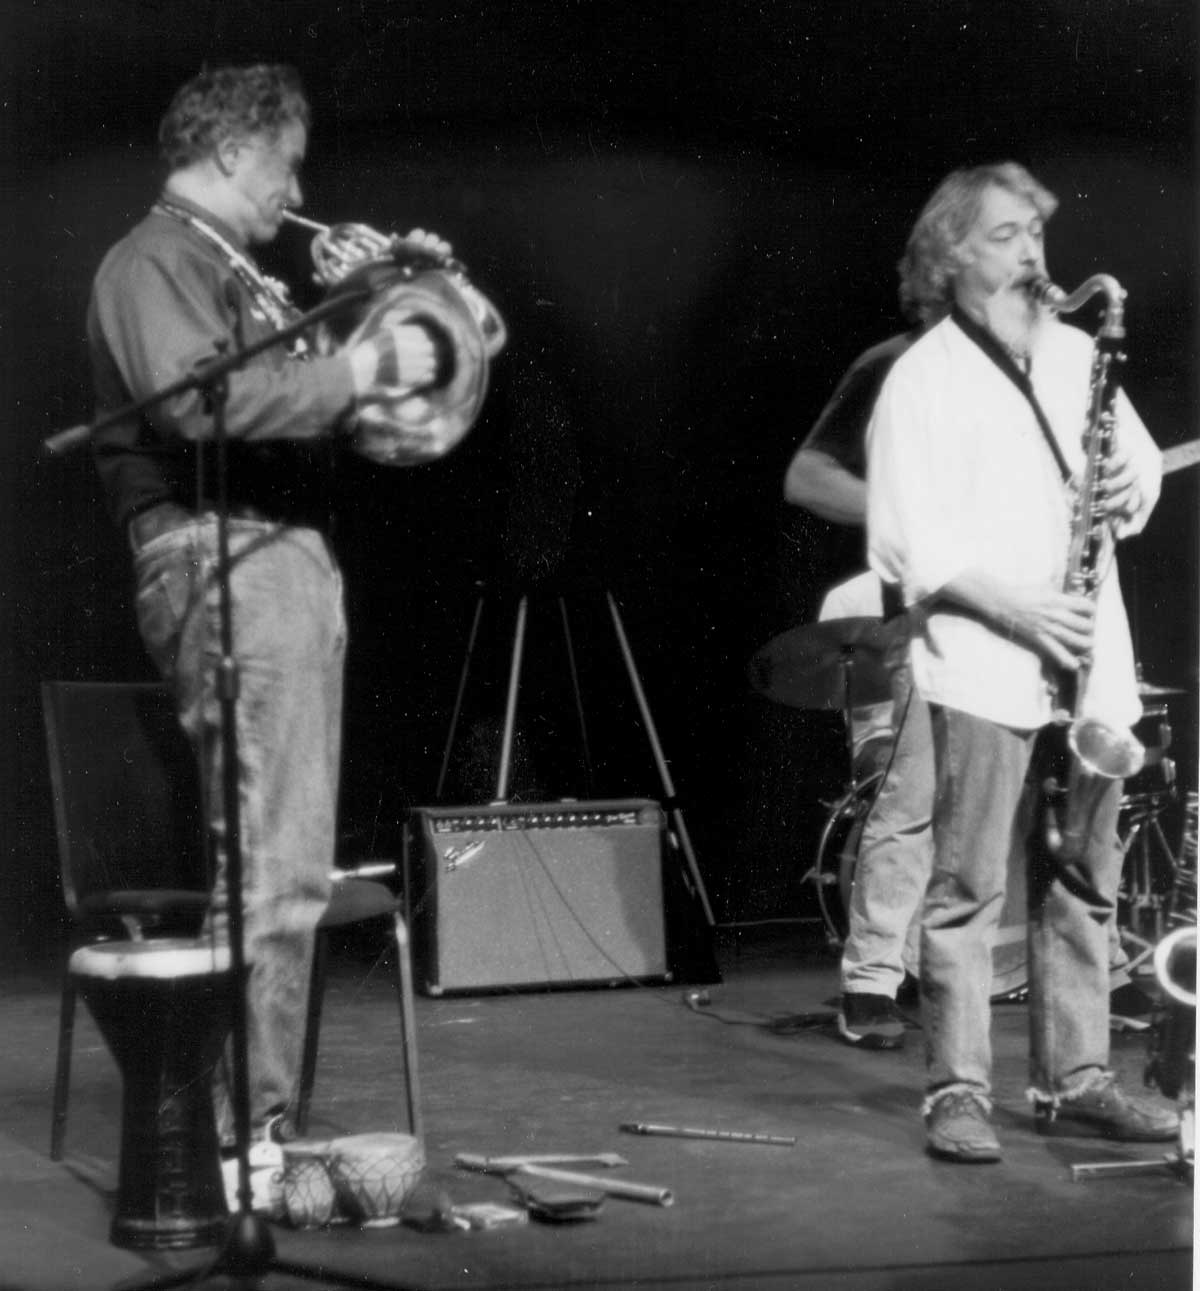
[2,0,1196,963]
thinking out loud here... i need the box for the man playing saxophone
[866,161,1177,1161]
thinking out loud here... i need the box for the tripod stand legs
[431,588,718,931]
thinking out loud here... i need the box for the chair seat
[320,878,398,928]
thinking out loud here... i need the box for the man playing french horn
[85,64,470,1196]
[866,162,1178,1161]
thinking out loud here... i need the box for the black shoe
[896,973,920,1008]
[837,993,906,1049]
[1033,1071,1180,1142]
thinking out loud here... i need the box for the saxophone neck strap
[950,304,1072,484]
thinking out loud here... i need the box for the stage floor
[0,924,1192,1291]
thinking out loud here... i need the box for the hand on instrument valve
[348,323,438,405]
[998,585,1096,673]
[400,228,453,262]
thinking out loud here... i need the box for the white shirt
[867,314,1161,731]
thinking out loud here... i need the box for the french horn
[284,212,507,466]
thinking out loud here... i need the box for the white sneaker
[221,1126,285,1217]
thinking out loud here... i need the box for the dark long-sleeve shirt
[87,194,357,532]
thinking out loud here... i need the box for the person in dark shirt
[86,64,457,1182]
[785,331,918,525]
[785,323,930,1050]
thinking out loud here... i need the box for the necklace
[153,198,309,358]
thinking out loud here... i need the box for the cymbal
[749,617,893,710]
[1138,680,1187,699]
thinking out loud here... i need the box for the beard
[977,283,1046,360]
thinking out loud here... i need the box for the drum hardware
[749,616,893,713]
[770,614,894,927]
[1176,791,1198,921]
[1116,697,1188,973]
[1137,680,1188,699]
[804,769,886,950]
[1072,923,1195,1184]
[1118,796,1184,970]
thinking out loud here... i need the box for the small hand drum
[69,939,233,1250]
[326,1132,425,1227]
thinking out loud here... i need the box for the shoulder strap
[950,305,1071,483]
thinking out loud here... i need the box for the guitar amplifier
[404,799,671,995]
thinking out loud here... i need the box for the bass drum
[812,775,1028,1002]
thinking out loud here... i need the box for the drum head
[812,774,884,945]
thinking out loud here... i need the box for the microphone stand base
[219,1210,277,1277]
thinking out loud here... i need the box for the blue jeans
[841,632,934,998]
[133,515,347,1134]
[923,705,1122,1102]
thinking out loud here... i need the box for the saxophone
[1033,274,1145,863]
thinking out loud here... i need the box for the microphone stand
[43,289,370,459]
[47,285,423,1288]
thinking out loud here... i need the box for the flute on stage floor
[620,1122,796,1147]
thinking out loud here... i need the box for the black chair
[42,680,421,1161]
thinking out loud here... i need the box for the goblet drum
[69,939,233,1250]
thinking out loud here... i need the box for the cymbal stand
[837,648,878,791]
[1118,783,1183,976]
[801,652,880,944]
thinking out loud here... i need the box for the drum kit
[750,616,1197,1002]
[1117,678,1196,970]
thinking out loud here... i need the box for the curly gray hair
[159,64,310,170]
[898,162,1058,325]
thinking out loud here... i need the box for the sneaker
[221,1115,286,1216]
[925,1089,1003,1163]
[1033,1072,1179,1142]
[837,993,906,1049]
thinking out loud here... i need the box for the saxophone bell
[1042,718,1145,863]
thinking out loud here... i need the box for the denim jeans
[133,515,347,1134]
[841,632,934,998]
[922,704,1122,1101]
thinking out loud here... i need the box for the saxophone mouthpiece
[1027,276,1066,307]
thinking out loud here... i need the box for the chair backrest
[41,681,209,919]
